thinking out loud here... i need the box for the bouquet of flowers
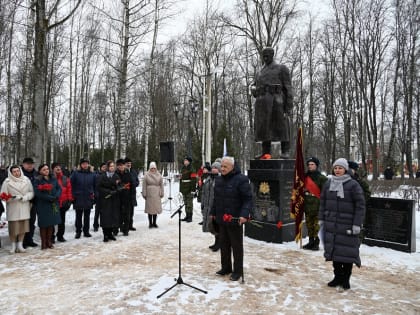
[37,183,58,214]
[223,214,283,229]
[105,182,131,199]
[0,192,14,201]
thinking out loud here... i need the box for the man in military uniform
[251,47,293,159]
[303,157,327,250]
[180,156,196,222]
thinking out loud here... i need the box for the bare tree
[30,0,82,165]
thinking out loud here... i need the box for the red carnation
[0,192,13,201]
[276,221,283,229]
[37,183,53,192]
[223,214,233,222]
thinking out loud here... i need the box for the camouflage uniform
[180,163,196,222]
[303,170,327,249]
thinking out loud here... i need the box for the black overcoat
[319,177,366,267]
[96,173,120,228]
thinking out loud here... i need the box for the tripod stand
[163,175,174,212]
[157,203,207,299]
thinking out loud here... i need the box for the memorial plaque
[245,159,301,243]
[363,197,416,253]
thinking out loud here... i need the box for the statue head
[262,47,275,65]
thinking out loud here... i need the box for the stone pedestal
[245,159,301,243]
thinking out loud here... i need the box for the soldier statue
[251,47,293,159]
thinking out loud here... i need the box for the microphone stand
[157,204,207,299]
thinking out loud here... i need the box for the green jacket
[180,164,196,194]
[304,170,327,213]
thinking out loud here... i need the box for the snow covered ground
[0,179,418,314]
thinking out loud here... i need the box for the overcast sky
[159,0,332,43]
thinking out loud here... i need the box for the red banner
[290,127,305,242]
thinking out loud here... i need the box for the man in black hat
[180,156,196,222]
[21,157,38,248]
[303,157,327,250]
[115,158,136,236]
[71,158,96,238]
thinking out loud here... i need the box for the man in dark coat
[125,157,139,231]
[303,157,327,251]
[96,160,120,242]
[180,156,196,222]
[251,47,293,159]
[210,156,253,281]
[71,158,96,238]
[384,166,394,180]
[115,159,135,236]
[21,157,39,248]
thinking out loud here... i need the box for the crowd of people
[0,157,142,249]
[0,152,409,290]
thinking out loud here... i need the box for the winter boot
[328,262,343,287]
[152,215,158,228]
[311,237,320,251]
[303,237,315,250]
[342,263,353,290]
[210,235,220,251]
[40,228,48,250]
[16,242,26,253]
[46,227,54,249]
[209,235,218,250]
[186,214,192,223]
[148,214,153,228]
[9,242,16,254]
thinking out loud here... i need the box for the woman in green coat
[33,164,61,249]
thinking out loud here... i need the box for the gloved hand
[352,225,361,235]
[14,196,22,200]
[110,190,118,196]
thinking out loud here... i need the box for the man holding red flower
[210,156,253,281]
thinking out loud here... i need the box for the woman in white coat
[0,165,34,253]
[142,162,164,228]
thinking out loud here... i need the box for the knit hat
[211,161,221,171]
[307,157,320,167]
[333,158,349,171]
[184,156,192,163]
[79,158,89,165]
[149,161,157,170]
[348,161,359,170]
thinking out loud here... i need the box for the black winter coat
[71,169,96,209]
[96,173,120,228]
[210,165,253,226]
[319,176,366,267]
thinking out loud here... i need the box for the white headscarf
[2,166,32,195]
[149,162,157,170]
